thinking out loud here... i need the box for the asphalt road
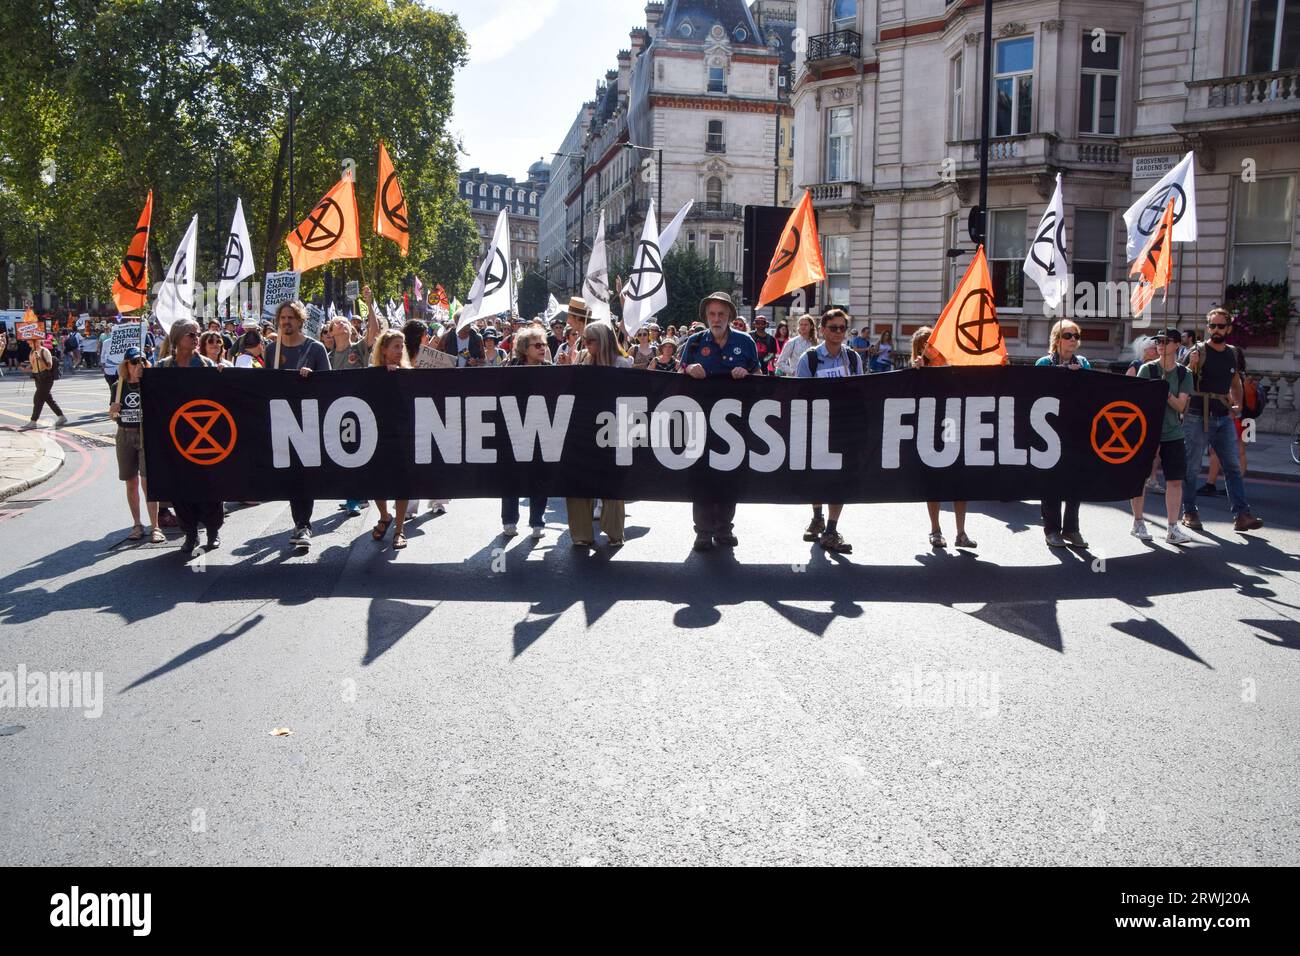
[0,371,1298,866]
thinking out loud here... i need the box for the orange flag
[111,190,153,313]
[373,141,409,256]
[285,172,363,273]
[1129,197,1175,319]
[757,189,825,307]
[928,245,1008,366]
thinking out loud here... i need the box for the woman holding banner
[158,319,223,556]
[499,326,552,539]
[109,347,163,543]
[566,321,629,548]
[369,331,412,550]
[911,327,976,551]
[1035,320,1091,549]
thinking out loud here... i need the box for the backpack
[1242,377,1263,419]
[806,347,862,377]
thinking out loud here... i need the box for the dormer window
[679,22,692,38]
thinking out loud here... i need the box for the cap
[1155,327,1180,341]
[122,346,143,361]
[482,327,500,341]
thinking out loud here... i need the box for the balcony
[1184,68,1300,126]
[806,30,862,66]
[687,202,744,222]
[705,139,726,153]
[808,181,861,208]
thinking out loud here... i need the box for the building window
[479,184,487,196]
[530,191,538,203]
[949,53,963,141]
[493,185,501,198]
[1079,35,1121,135]
[708,65,726,93]
[831,0,857,33]
[994,36,1034,137]
[708,232,725,268]
[506,188,513,201]
[947,215,964,297]
[988,209,1026,308]
[707,119,725,152]
[1244,0,1300,73]
[706,176,723,205]
[1230,176,1295,283]
[1072,210,1111,314]
[826,106,854,182]
[822,235,851,308]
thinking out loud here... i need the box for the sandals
[127,524,144,541]
[392,532,408,550]
[371,516,392,541]
[928,531,947,549]
[954,532,977,550]
[818,531,853,554]
[149,526,165,543]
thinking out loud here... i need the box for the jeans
[1183,414,1249,516]
[501,496,547,528]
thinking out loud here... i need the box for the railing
[806,30,862,63]
[1192,68,1300,108]
[1076,142,1120,164]
[686,202,744,221]
[705,139,726,153]
[808,182,859,205]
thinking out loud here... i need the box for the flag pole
[974,0,993,247]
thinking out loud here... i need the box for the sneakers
[429,501,448,515]
[1181,510,1203,532]
[53,416,67,428]
[1233,512,1264,532]
[1145,476,1164,492]
[693,532,715,552]
[180,535,199,558]
[289,525,312,547]
[206,532,221,551]
[818,530,852,554]
[502,523,518,537]
[1166,525,1195,545]
[1062,531,1089,549]
[18,420,37,430]
[1131,519,1153,542]
[1045,531,1067,548]
[713,532,738,547]
[530,526,545,540]
[803,515,826,541]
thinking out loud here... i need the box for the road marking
[0,408,110,443]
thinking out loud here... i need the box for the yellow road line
[0,407,112,443]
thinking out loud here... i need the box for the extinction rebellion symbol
[381,172,408,233]
[483,249,509,299]
[118,227,149,294]
[219,232,244,281]
[296,197,344,252]
[1029,211,1066,276]
[1090,401,1146,465]
[626,240,664,302]
[769,227,800,275]
[170,400,238,466]
[1137,183,1186,237]
[955,288,1003,356]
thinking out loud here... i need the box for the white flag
[658,200,694,255]
[621,200,667,336]
[156,214,199,332]
[1123,151,1197,262]
[584,210,611,323]
[1023,173,1070,310]
[543,293,564,321]
[216,198,254,306]
[460,209,512,329]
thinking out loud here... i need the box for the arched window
[706,176,723,205]
[478,183,487,196]
[831,0,857,32]
[506,188,513,201]
[707,119,724,151]
[530,191,538,204]
[493,185,501,198]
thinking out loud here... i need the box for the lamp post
[552,151,587,293]
[622,142,663,226]
[971,0,994,248]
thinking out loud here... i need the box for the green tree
[517,270,548,321]
[655,248,735,331]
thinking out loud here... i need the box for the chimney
[645,1,664,37]
[617,49,632,92]
[629,27,649,55]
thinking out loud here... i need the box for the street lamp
[553,151,587,290]
[622,142,663,227]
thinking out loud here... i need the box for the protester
[1182,308,1263,532]
[199,331,232,367]
[108,346,163,543]
[680,291,759,550]
[629,327,656,369]
[80,328,99,368]
[368,331,412,549]
[64,327,80,373]
[1035,319,1091,548]
[796,308,864,554]
[157,319,222,556]
[870,328,895,372]
[324,314,370,370]
[751,316,778,374]
[775,313,818,376]
[440,309,483,366]
[500,326,552,539]
[19,334,67,430]
[546,317,564,359]
[1126,336,1158,375]
[1203,355,1261,495]
[912,326,976,550]
[1178,329,1195,364]
[481,327,509,366]
[269,300,332,548]
[555,325,582,365]
[566,320,629,548]
[647,337,679,372]
[1130,328,1195,545]
[234,329,265,368]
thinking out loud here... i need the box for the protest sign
[104,323,143,367]
[415,345,455,370]
[261,271,301,318]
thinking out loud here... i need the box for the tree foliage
[517,270,548,321]
[611,247,736,331]
[0,0,476,310]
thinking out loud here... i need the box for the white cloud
[466,0,559,65]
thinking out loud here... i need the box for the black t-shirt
[118,380,143,428]
[1195,345,1239,416]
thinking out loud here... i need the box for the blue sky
[443,0,642,181]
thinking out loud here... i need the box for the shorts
[1233,417,1245,440]
[1158,438,1186,483]
[116,427,146,481]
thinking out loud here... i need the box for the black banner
[141,366,1166,504]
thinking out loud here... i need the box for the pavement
[0,370,1298,866]
[0,428,65,502]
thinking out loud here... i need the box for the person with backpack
[795,308,863,554]
[1130,328,1195,545]
[1181,308,1263,533]
[19,334,67,430]
[1202,355,1263,496]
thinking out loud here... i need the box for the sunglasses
[529,342,546,349]
[1059,331,1080,340]
[1208,322,1229,330]
[824,324,847,333]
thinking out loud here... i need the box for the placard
[104,323,143,367]
[261,271,302,318]
[415,345,455,369]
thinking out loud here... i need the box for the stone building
[458,161,550,274]
[540,0,796,301]
[791,0,1300,414]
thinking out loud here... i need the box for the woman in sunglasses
[109,346,163,543]
[499,326,553,538]
[369,331,413,550]
[157,319,221,556]
[1034,320,1091,549]
[554,326,582,366]
[567,321,629,548]
[911,326,977,551]
[630,326,656,369]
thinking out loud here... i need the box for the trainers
[1131,519,1153,542]
[1045,531,1067,548]
[818,530,853,554]
[530,526,545,540]
[429,501,448,515]
[1233,512,1263,532]
[289,525,312,547]
[1166,525,1195,545]
[713,532,738,547]
[18,420,37,430]
[803,515,826,541]
[693,532,715,552]
[1145,476,1164,492]
[1181,510,1203,532]
[53,415,67,428]
[206,533,221,551]
[1198,482,1217,496]
[502,523,518,537]
[1062,531,1089,549]
[180,535,199,558]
